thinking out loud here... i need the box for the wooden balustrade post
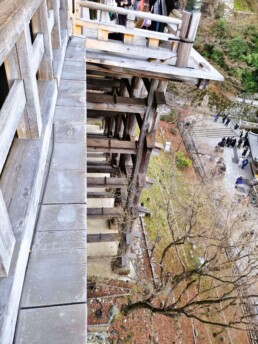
[49,0,62,48]
[32,0,54,80]
[176,10,201,68]
[16,24,42,138]
[0,189,15,277]
[4,47,30,138]
[60,0,69,31]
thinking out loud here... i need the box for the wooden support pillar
[50,0,62,48]
[32,0,54,80]
[117,79,159,269]
[16,24,42,138]
[0,189,15,277]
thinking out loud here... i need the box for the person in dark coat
[116,0,132,26]
[231,138,237,147]
[242,147,249,157]
[234,123,239,130]
[243,137,249,147]
[244,130,249,139]
[149,0,179,32]
[239,130,243,138]
[222,115,227,123]
[225,117,231,126]
[226,137,233,147]
[226,137,231,146]
[237,137,243,148]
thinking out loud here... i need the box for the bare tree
[121,154,258,334]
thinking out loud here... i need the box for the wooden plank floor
[14,37,87,344]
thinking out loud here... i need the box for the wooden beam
[87,138,138,154]
[32,33,45,75]
[87,192,115,198]
[16,24,42,138]
[87,165,120,174]
[87,177,127,188]
[86,38,177,61]
[87,93,146,114]
[0,80,26,174]
[32,0,54,79]
[87,207,123,219]
[87,233,120,243]
[87,77,120,90]
[86,50,224,83]
[0,189,15,277]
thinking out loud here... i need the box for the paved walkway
[191,115,253,196]
[14,37,87,344]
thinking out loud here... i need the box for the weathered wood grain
[0,80,26,174]
[16,24,42,138]
[32,0,54,79]
[0,189,15,277]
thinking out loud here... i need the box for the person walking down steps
[225,117,231,126]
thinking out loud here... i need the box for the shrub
[175,152,192,168]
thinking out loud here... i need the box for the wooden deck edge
[0,82,61,344]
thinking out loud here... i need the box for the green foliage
[198,18,258,94]
[227,36,249,59]
[175,152,192,169]
[160,115,166,121]
[211,19,230,37]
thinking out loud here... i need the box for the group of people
[216,134,249,151]
[115,0,179,31]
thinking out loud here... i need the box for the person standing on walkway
[222,115,227,123]
[242,147,249,157]
[214,113,219,122]
[239,130,243,138]
[237,137,243,148]
[231,137,237,147]
[243,137,249,147]
[244,130,249,140]
[225,117,231,126]
[241,159,249,170]
[238,157,244,167]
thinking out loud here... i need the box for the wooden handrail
[78,0,182,25]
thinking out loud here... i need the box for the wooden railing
[76,0,201,68]
[0,0,71,277]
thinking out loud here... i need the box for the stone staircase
[191,120,235,139]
